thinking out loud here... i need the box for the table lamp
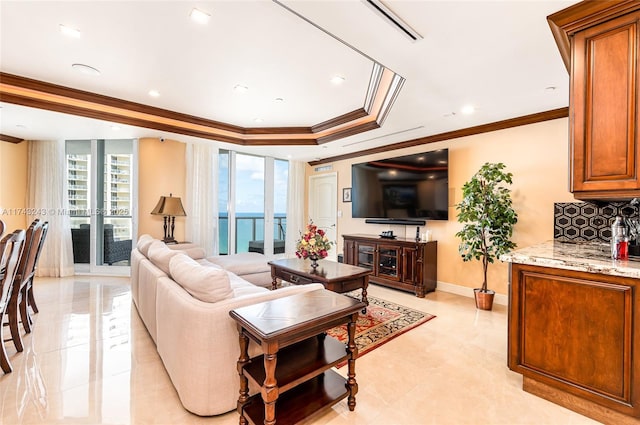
[150,193,186,243]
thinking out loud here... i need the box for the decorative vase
[309,254,319,270]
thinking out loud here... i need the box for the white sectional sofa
[131,235,323,416]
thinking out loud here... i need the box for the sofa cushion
[137,235,155,257]
[206,252,271,275]
[148,240,183,275]
[196,258,223,269]
[169,254,233,303]
[179,246,207,260]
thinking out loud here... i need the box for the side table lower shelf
[242,335,348,393]
[242,370,348,425]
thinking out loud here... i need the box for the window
[66,139,137,273]
[218,150,288,255]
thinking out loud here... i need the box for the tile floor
[0,276,601,425]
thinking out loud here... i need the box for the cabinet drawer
[275,269,313,285]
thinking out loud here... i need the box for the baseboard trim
[436,281,508,306]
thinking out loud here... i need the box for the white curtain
[185,143,218,256]
[27,140,75,277]
[285,160,306,258]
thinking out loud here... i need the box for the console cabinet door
[401,246,418,285]
[355,242,376,272]
[377,244,401,281]
[343,239,355,265]
[571,10,640,199]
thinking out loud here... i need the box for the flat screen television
[351,149,449,221]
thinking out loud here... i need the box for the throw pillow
[169,253,233,303]
[137,235,154,257]
[147,240,182,275]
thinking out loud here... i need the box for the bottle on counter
[611,216,629,260]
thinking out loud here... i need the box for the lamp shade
[151,194,186,217]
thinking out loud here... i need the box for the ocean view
[219,212,287,254]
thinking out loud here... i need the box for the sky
[218,152,288,214]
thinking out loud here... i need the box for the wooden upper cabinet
[549,1,640,200]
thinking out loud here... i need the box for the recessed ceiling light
[190,8,211,24]
[331,75,346,84]
[461,105,475,115]
[111,125,121,131]
[59,24,81,38]
[72,63,100,76]
[545,86,557,91]
[148,90,160,97]
[16,124,26,128]
[254,118,264,123]
[234,84,248,93]
[275,97,284,102]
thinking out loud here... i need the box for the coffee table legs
[361,278,369,313]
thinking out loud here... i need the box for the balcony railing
[218,214,286,255]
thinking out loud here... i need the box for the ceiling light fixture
[234,84,248,93]
[461,105,475,115]
[331,75,346,84]
[59,24,81,38]
[275,97,284,102]
[148,90,160,97]
[111,125,121,131]
[72,63,100,76]
[254,118,264,123]
[190,8,211,24]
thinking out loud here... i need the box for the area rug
[326,295,435,368]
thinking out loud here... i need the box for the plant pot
[474,288,495,311]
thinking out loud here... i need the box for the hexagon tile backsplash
[554,202,638,242]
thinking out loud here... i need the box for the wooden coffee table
[230,289,365,425]
[268,258,371,310]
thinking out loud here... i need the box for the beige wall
[0,141,28,232]
[307,118,575,295]
[138,138,187,241]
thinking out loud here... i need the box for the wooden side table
[230,289,365,425]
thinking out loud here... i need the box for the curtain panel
[27,140,74,277]
[285,160,305,258]
[185,143,218,256]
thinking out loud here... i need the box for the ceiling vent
[363,0,423,42]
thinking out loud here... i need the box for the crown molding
[309,107,569,165]
[0,68,402,146]
[0,133,23,144]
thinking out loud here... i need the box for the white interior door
[308,173,337,261]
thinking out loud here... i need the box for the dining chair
[7,220,44,352]
[25,221,48,315]
[0,219,5,238]
[0,229,26,374]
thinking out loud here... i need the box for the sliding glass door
[218,150,288,255]
[66,139,137,274]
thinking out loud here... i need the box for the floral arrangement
[295,221,333,260]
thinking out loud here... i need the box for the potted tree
[455,162,518,310]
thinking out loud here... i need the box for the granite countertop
[500,240,640,279]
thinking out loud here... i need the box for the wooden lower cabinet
[508,263,640,423]
[343,234,437,297]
